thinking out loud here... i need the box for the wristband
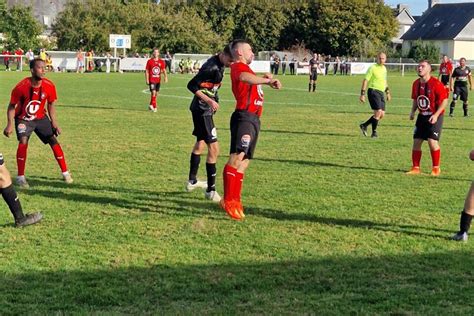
[360,90,365,96]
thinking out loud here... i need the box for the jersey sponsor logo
[254,85,264,106]
[152,66,161,76]
[24,100,41,121]
[416,95,430,112]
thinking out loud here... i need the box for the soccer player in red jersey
[221,40,282,220]
[145,48,168,112]
[438,54,453,94]
[406,60,448,177]
[4,58,73,188]
[451,149,474,241]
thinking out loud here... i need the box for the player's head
[313,53,318,59]
[220,44,234,66]
[442,54,449,62]
[460,57,466,67]
[152,48,160,58]
[229,39,254,64]
[30,58,45,80]
[377,52,386,65]
[417,60,432,78]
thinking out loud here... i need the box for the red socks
[223,164,244,202]
[16,143,28,176]
[223,164,237,201]
[51,143,68,172]
[150,95,157,108]
[430,149,440,168]
[412,150,422,168]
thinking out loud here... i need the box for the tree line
[1,0,399,57]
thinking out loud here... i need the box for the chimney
[397,4,408,13]
[428,0,440,9]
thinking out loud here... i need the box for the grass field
[0,69,473,314]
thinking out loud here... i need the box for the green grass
[0,69,473,314]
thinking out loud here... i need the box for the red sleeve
[48,84,57,103]
[145,60,151,72]
[10,86,20,105]
[161,60,166,70]
[411,80,417,100]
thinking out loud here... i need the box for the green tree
[408,40,440,64]
[1,3,43,50]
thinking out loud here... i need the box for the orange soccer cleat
[406,167,421,175]
[220,199,242,220]
[431,167,441,177]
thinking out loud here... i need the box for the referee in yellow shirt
[359,52,391,138]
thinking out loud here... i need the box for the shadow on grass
[247,206,452,238]
[20,176,222,218]
[1,251,474,314]
[60,104,146,112]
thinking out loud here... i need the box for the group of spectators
[269,52,355,76]
[75,49,114,73]
[178,57,201,74]
[2,47,57,72]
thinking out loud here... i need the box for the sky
[384,0,474,16]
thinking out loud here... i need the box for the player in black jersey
[308,53,321,92]
[185,47,233,202]
[449,57,472,117]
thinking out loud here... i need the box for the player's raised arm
[239,72,282,89]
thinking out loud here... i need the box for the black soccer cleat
[15,212,43,228]
[359,124,368,137]
[371,131,378,138]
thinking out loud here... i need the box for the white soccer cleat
[16,176,29,189]
[148,105,157,112]
[185,180,207,192]
[205,190,222,203]
[63,172,73,184]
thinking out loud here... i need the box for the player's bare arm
[239,72,282,89]
[469,73,472,90]
[195,90,219,112]
[145,69,150,85]
[359,79,368,102]
[47,101,61,135]
[4,103,16,137]
[385,87,391,102]
[409,100,417,120]
[163,68,168,83]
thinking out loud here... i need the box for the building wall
[6,0,69,30]
[402,40,457,59]
[453,41,474,60]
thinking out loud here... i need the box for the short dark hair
[29,57,44,69]
[227,39,249,59]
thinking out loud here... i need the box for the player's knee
[19,137,29,145]
[48,136,58,146]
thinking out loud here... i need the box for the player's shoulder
[42,77,56,88]
[13,77,31,91]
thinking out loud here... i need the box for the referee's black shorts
[368,88,385,111]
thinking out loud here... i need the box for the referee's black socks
[463,103,468,116]
[308,83,311,92]
[312,83,316,92]
[371,117,379,131]
[1,184,24,221]
[189,153,200,184]
[362,116,375,127]
[460,210,473,234]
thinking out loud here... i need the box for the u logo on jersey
[416,95,430,112]
[152,66,161,76]
[25,100,41,120]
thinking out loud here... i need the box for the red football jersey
[10,77,57,121]
[411,77,447,116]
[146,58,166,84]
[439,61,453,76]
[230,62,264,117]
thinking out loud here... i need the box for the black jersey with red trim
[187,55,225,115]
[452,66,471,87]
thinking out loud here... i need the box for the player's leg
[186,140,207,192]
[149,84,157,111]
[312,74,317,92]
[453,182,474,241]
[15,120,34,188]
[427,115,443,176]
[407,138,424,174]
[461,88,469,117]
[0,154,42,226]
[36,119,72,183]
[205,141,220,202]
[308,75,313,92]
[450,87,459,116]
